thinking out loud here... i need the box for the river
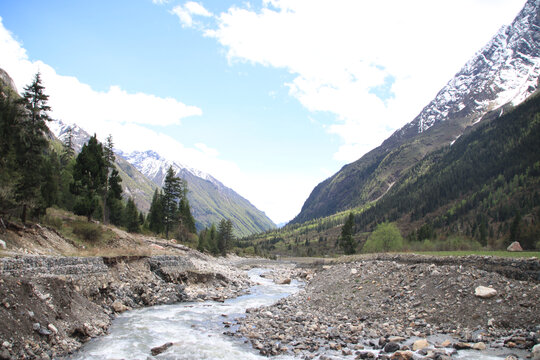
[67,268,525,360]
[67,268,300,360]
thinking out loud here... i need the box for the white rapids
[66,268,300,360]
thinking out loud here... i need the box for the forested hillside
[240,94,540,256]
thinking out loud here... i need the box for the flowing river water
[67,268,299,360]
[67,268,523,360]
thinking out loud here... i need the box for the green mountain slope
[241,93,540,255]
[292,0,540,224]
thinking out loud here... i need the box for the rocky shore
[231,255,540,359]
[0,252,253,359]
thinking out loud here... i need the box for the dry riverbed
[231,255,540,360]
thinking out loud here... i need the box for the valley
[1,0,540,359]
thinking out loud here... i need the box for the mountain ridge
[292,0,540,225]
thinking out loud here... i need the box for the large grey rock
[474,286,497,299]
[532,343,540,360]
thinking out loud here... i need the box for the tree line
[0,72,239,255]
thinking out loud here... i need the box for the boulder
[111,301,129,313]
[151,342,173,356]
[532,344,540,360]
[384,342,400,353]
[391,351,413,360]
[412,339,429,351]
[0,240,5,250]
[472,342,486,350]
[507,241,523,252]
[474,286,497,299]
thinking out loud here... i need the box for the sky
[0,0,527,224]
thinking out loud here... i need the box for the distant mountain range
[292,0,540,224]
[48,121,276,237]
[119,149,276,237]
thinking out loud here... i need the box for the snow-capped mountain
[48,119,275,236]
[399,0,540,140]
[293,0,540,224]
[118,150,217,188]
[47,120,90,153]
[118,149,276,236]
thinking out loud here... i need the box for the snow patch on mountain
[118,149,220,189]
[411,0,540,135]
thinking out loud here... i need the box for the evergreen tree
[198,227,208,252]
[217,219,234,256]
[123,197,140,233]
[15,72,53,223]
[509,212,522,245]
[340,213,356,255]
[106,168,123,225]
[61,126,75,166]
[148,188,164,234]
[162,166,182,239]
[179,197,197,233]
[207,223,218,254]
[0,81,22,214]
[71,135,107,221]
[102,134,121,224]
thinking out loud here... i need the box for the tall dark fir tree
[15,72,53,223]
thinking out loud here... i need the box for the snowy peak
[400,0,540,139]
[48,120,91,153]
[119,150,220,188]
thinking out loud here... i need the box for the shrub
[362,222,404,253]
[72,221,102,243]
[42,213,63,230]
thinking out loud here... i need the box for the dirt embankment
[232,254,540,359]
[0,253,252,360]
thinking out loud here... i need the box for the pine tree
[208,223,218,254]
[0,80,22,214]
[148,188,164,234]
[124,197,140,233]
[61,126,75,166]
[71,135,107,221]
[15,72,53,223]
[340,213,356,255]
[179,197,196,233]
[217,219,234,256]
[162,166,182,239]
[102,134,120,224]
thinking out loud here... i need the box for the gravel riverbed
[231,255,540,359]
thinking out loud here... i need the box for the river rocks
[111,301,129,313]
[231,255,539,359]
[384,342,400,352]
[151,342,173,356]
[532,343,540,360]
[474,286,498,298]
[473,342,487,350]
[412,339,429,351]
[507,241,523,252]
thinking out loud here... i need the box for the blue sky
[0,0,526,223]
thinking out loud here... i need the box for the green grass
[412,250,540,258]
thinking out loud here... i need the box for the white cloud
[0,16,300,224]
[205,0,527,162]
[172,1,213,28]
